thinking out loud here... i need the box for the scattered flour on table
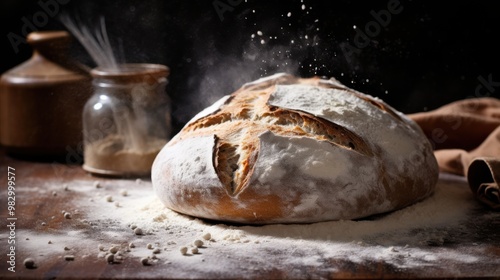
[80,174,480,266]
[112,173,473,240]
[9,173,499,276]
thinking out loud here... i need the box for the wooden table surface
[1,152,499,279]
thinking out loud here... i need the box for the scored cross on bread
[152,74,438,224]
[180,79,374,195]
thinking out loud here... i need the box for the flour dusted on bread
[152,74,439,224]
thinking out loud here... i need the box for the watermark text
[6,166,17,272]
[6,0,70,53]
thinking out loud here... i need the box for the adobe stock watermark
[403,73,498,169]
[429,73,499,148]
[6,0,70,54]
[213,0,243,22]
[472,74,499,99]
[341,0,403,64]
[6,167,17,272]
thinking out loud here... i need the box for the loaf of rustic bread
[152,74,439,224]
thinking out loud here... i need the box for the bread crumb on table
[202,233,211,241]
[64,255,75,261]
[140,257,149,266]
[109,246,120,254]
[193,240,204,248]
[94,181,102,189]
[23,258,36,269]
[105,253,114,263]
[179,247,188,255]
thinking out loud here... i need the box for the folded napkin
[409,98,500,210]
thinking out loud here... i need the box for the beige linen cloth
[409,97,500,210]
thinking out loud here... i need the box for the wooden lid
[1,31,88,84]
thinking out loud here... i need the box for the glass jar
[82,64,171,177]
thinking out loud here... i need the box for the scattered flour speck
[14,174,500,277]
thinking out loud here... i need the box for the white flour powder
[8,173,500,278]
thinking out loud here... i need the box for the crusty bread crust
[152,74,439,224]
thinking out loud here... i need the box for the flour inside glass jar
[84,134,166,176]
[82,64,171,177]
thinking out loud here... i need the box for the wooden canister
[0,31,91,160]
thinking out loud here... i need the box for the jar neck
[90,63,169,84]
[92,77,167,96]
[90,63,169,102]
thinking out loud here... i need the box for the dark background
[1,0,499,133]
